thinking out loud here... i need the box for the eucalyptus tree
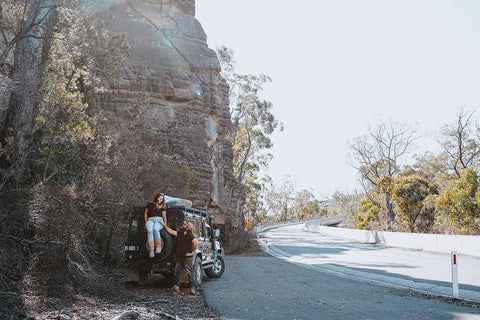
[217,46,281,221]
[349,120,417,229]
[437,109,480,178]
[391,168,438,233]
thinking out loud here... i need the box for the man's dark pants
[175,257,195,288]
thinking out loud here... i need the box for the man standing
[160,221,198,294]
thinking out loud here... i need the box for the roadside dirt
[2,273,218,320]
[2,237,266,319]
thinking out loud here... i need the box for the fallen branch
[131,299,168,305]
[0,292,23,297]
[152,310,183,320]
[0,234,62,247]
[111,310,139,320]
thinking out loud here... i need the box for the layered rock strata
[94,0,241,226]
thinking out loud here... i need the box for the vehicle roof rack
[167,205,208,217]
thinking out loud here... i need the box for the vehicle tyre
[155,228,173,260]
[144,229,173,260]
[193,256,202,287]
[205,254,225,278]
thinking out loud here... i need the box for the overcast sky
[196,0,480,198]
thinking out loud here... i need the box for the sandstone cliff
[94,0,241,227]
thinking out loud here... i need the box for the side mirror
[214,229,220,238]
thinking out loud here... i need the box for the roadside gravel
[2,273,218,320]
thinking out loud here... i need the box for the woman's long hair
[153,192,165,208]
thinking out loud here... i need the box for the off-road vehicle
[124,201,225,287]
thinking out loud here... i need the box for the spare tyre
[155,228,173,260]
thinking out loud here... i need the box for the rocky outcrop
[94,0,241,227]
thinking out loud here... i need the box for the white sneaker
[149,250,154,258]
[155,247,162,254]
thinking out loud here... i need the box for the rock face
[94,0,241,227]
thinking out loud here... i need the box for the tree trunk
[385,193,395,229]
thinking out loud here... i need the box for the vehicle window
[128,219,138,242]
[196,220,204,238]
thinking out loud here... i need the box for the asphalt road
[264,224,480,302]
[202,225,480,320]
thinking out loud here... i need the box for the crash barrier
[256,215,346,233]
[309,215,348,227]
[254,220,313,233]
[305,222,480,257]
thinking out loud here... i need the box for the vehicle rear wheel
[205,254,225,278]
[193,256,202,287]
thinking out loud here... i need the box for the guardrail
[305,224,480,257]
[254,220,314,233]
[305,214,348,227]
[255,215,348,233]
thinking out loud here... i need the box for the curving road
[203,224,480,320]
[264,224,480,302]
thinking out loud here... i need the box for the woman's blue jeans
[145,216,164,242]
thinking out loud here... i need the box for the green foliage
[435,167,480,235]
[350,120,417,229]
[357,197,378,229]
[392,169,438,232]
[155,157,196,198]
[243,174,270,224]
[217,46,281,224]
[0,3,134,295]
[330,190,363,228]
[292,189,320,220]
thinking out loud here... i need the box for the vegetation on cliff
[0,1,195,302]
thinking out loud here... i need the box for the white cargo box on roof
[164,195,193,208]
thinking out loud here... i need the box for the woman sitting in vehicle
[144,192,167,258]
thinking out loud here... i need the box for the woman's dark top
[177,230,194,260]
[145,202,166,218]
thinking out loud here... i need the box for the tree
[357,196,379,230]
[435,167,480,235]
[391,169,438,233]
[217,46,281,184]
[217,46,281,223]
[0,0,66,66]
[437,109,480,178]
[349,120,417,229]
[292,189,319,220]
[263,176,296,222]
[330,190,363,228]
[412,152,453,189]
[0,3,133,293]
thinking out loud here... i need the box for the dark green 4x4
[124,203,225,287]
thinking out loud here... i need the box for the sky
[196,0,480,199]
